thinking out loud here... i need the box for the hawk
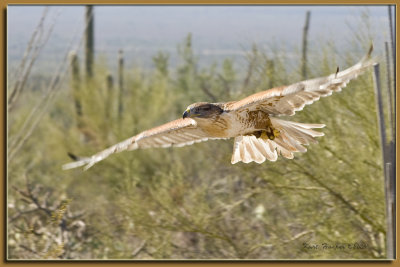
[63,46,374,170]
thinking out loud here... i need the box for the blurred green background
[7,5,394,259]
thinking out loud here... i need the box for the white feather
[230,118,325,164]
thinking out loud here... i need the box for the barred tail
[231,118,325,164]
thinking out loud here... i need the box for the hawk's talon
[260,131,269,140]
[258,128,279,140]
[273,129,280,138]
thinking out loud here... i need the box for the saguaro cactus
[105,73,114,122]
[85,5,94,81]
[301,11,311,80]
[118,50,124,122]
[69,51,82,119]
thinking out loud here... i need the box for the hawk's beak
[183,108,190,119]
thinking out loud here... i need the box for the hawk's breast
[227,108,272,137]
[195,109,271,138]
[195,113,231,138]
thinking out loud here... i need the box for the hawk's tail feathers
[62,137,138,171]
[231,118,325,164]
[231,135,278,164]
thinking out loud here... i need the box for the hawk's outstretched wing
[62,118,213,170]
[225,46,374,116]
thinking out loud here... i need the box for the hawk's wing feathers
[226,46,374,116]
[62,118,211,170]
[135,118,210,148]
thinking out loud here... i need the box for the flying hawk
[63,46,374,170]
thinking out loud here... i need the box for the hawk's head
[183,102,223,119]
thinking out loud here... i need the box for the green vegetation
[8,15,390,259]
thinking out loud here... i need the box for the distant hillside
[8,5,388,71]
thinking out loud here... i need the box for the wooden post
[384,42,395,141]
[372,63,395,259]
[118,50,124,122]
[301,11,311,80]
[69,51,82,119]
[105,73,114,122]
[388,6,395,91]
[85,6,94,81]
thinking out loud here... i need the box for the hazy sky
[8,5,391,69]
